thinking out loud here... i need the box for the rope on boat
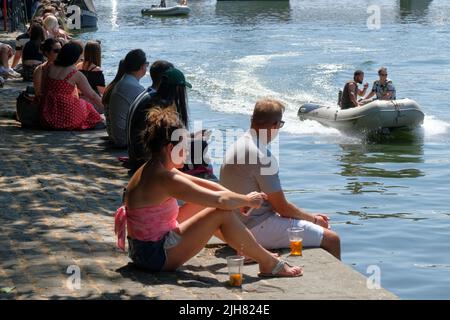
[392,100,401,124]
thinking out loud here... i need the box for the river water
[79,0,450,299]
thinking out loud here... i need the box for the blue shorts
[128,230,182,272]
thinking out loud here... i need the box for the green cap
[162,67,192,88]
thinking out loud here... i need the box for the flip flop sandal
[244,252,280,265]
[258,260,303,278]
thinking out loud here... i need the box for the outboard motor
[298,103,322,121]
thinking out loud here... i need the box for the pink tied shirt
[114,198,179,251]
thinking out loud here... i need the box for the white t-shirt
[220,130,281,228]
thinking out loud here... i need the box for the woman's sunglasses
[274,120,285,128]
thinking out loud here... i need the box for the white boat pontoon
[298,98,425,133]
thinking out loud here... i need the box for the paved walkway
[0,70,397,301]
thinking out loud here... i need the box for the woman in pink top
[115,107,302,277]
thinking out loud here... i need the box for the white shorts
[249,214,324,250]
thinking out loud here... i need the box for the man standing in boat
[340,70,368,109]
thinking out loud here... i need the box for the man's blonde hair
[251,98,285,126]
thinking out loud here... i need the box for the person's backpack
[16,86,41,128]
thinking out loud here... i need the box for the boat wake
[422,115,450,137]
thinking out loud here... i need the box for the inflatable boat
[141,5,191,16]
[298,98,424,133]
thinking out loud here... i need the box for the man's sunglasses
[52,48,61,53]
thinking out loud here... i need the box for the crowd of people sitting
[5,35,344,277]
[100,47,342,276]
[1,0,70,83]
[2,2,348,277]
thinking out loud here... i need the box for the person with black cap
[340,70,368,109]
[126,66,192,172]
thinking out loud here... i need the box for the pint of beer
[287,227,304,256]
[227,255,244,287]
[229,273,243,286]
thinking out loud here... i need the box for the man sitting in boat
[340,70,369,109]
[160,0,166,7]
[361,67,396,103]
[220,99,341,259]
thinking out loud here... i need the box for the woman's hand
[245,191,267,209]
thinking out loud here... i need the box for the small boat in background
[298,98,425,133]
[67,0,98,29]
[142,5,191,16]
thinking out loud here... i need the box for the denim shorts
[127,230,182,272]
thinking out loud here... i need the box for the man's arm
[348,83,359,107]
[357,83,369,96]
[267,190,330,228]
[364,91,375,100]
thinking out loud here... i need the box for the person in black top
[77,41,105,112]
[127,60,174,170]
[11,16,43,68]
[22,23,46,81]
[340,70,368,109]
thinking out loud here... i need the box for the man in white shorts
[220,98,341,259]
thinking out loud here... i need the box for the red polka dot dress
[41,69,102,130]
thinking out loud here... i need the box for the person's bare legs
[321,229,341,260]
[178,203,278,262]
[164,208,302,276]
[178,202,232,244]
[178,202,205,223]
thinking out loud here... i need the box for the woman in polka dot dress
[41,41,103,130]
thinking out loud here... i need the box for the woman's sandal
[244,252,280,265]
[258,259,303,278]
